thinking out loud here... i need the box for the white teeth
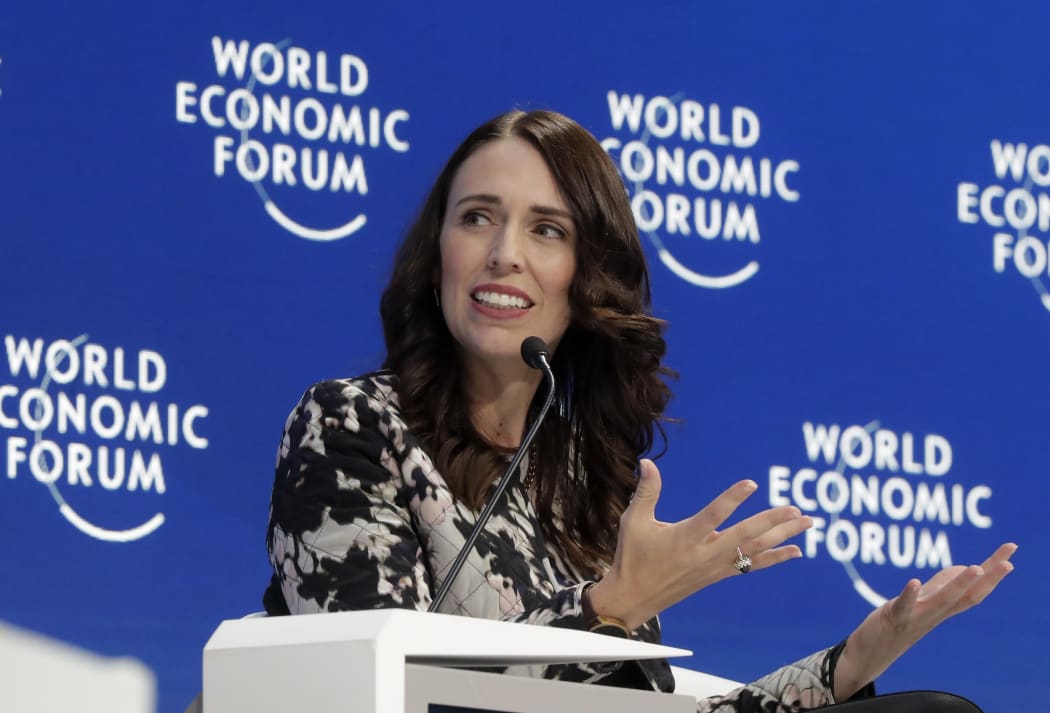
[473,290,530,309]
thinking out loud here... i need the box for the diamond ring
[733,546,753,574]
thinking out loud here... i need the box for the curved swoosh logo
[264,202,367,242]
[656,249,760,289]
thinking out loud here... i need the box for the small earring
[433,288,441,307]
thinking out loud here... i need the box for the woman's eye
[536,223,566,240]
[462,211,492,227]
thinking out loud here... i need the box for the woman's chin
[460,342,537,372]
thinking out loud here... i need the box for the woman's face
[439,137,577,372]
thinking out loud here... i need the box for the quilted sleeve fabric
[692,645,861,712]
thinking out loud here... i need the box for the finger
[732,506,806,543]
[686,479,758,533]
[924,565,984,613]
[625,459,662,519]
[927,544,1015,597]
[927,543,1016,610]
[981,542,1018,568]
[948,560,1014,616]
[744,513,813,555]
[745,544,804,573]
[888,578,922,620]
[896,578,922,609]
[919,565,966,598]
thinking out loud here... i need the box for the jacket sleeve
[691,642,875,712]
[267,378,433,614]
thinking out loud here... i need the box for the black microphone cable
[428,336,556,613]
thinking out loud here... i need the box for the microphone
[429,336,557,613]
[520,335,550,370]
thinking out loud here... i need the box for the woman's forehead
[447,137,570,213]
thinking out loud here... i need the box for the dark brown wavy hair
[380,110,673,574]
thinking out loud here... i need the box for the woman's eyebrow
[454,193,572,221]
[531,204,573,220]
[454,193,501,207]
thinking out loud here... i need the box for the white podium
[200,610,736,713]
[0,620,155,713]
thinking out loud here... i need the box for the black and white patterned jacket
[265,373,860,711]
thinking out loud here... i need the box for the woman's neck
[461,356,542,450]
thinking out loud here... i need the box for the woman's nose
[486,226,524,272]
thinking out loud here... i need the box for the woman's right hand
[587,458,813,630]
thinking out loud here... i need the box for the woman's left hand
[833,542,1017,701]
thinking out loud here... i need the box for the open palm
[834,542,1017,700]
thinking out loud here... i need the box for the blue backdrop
[1,3,1045,712]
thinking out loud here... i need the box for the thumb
[628,459,662,518]
[889,578,921,619]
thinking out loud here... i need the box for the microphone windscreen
[520,336,550,370]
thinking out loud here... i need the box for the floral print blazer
[265,373,861,712]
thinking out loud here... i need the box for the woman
[264,110,1015,711]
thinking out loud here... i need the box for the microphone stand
[428,347,555,613]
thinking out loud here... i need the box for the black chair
[824,691,983,712]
